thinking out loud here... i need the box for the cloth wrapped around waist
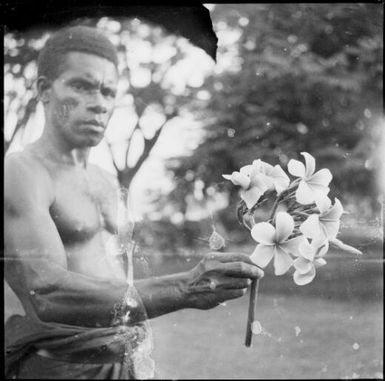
[6,314,147,363]
[5,286,155,379]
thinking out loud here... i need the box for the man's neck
[36,127,90,168]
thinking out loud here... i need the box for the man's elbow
[27,280,64,323]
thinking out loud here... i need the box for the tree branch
[125,121,142,168]
[130,111,177,178]
[105,138,121,175]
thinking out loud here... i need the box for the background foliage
[164,4,383,222]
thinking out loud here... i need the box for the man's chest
[48,167,118,242]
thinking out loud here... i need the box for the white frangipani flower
[300,198,344,240]
[288,152,332,208]
[293,238,328,285]
[223,163,269,209]
[223,159,290,209]
[250,212,305,275]
[252,159,290,194]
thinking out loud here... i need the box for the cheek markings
[56,97,80,121]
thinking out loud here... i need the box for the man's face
[45,51,118,148]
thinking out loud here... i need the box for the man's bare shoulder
[5,149,52,183]
[4,150,54,212]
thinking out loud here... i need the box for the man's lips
[82,120,105,132]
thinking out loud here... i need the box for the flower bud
[231,172,251,189]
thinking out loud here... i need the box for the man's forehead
[59,51,118,82]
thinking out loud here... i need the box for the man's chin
[86,136,104,147]
[73,135,104,148]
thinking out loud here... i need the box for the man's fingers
[206,252,255,265]
[205,252,264,277]
[212,276,251,290]
[206,261,264,279]
[222,262,264,279]
[221,278,251,290]
[216,289,247,303]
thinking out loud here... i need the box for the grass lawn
[148,232,383,380]
[150,293,383,379]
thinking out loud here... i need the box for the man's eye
[72,82,86,91]
[102,88,116,98]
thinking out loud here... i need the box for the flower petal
[239,164,252,176]
[299,214,322,239]
[314,258,327,267]
[322,198,344,221]
[312,238,329,257]
[296,180,315,205]
[275,212,294,242]
[298,239,316,261]
[251,159,263,172]
[231,172,251,189]
[312,190,331,212]
[281,235,307,256]
[329,238,363,255]
[301,152,316,178]
[261,174,275,190]
[260,161,274,174]
[249,172,270,190]
[222,174,232,180]
[314,194,331,214]
[251,222,276,244]
[293,257,313,274]
[288,159,306,178]
[309,183,330,195]
[253,159,273,175]
[270,165,290,193]
[273,246,294,275]
[322,220,340,239]
[240,187,264,209]
[293,267,316,286]
[309,168,332,187]
[250,244,275,268]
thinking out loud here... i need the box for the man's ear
[37,76,52,104]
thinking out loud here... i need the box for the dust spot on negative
[251,320,262,335]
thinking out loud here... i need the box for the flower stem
[245,278,260,347]
[291,211,310,218]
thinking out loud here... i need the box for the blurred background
[4,4,383,379]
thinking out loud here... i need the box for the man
[4,26,264,379]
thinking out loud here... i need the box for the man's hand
[184,252,264,310]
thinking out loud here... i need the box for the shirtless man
[4,26,264,379]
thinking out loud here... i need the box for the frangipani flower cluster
[223,152,362,286]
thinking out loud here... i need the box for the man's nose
[87,93,108,114]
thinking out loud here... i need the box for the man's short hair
[37,25,119,80]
